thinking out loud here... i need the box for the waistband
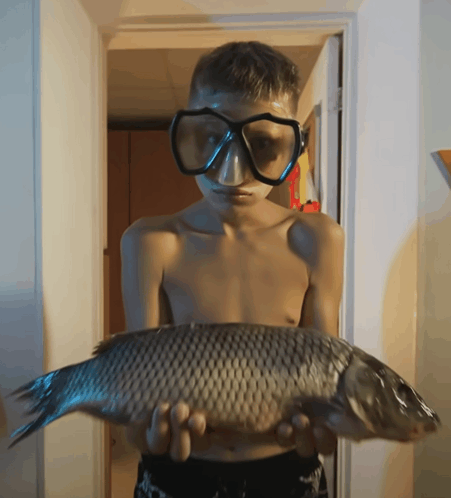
[140,450,321,475]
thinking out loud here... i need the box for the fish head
[342,351,441,442]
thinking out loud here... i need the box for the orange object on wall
[286,162,321,212]
[431,149,451,189]
[301,201,321,212]
[287,163,302,209]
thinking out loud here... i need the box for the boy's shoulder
[120,214,181,253]
[123,214,177,235]
[122,200,208,241]
[293,210,343,238]
[288,210,344,262]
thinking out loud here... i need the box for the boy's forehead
[187,88,296,120]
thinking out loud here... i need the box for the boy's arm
[120,220,170,331]
[299,216,345,336]
[120,221,205,460]
[277,215,345,456]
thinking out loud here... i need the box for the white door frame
[95,12,358,498]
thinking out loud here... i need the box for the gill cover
[343,355,385,435]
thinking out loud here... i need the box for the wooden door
[106,129,203,498]
[107,131,130,338]
[107,129,203,336]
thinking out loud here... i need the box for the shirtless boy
[120,41,344,498]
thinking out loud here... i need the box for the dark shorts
[133,451,328,498]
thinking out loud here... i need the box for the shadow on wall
[381,223,418,498]
[381,191,451,496]
[414,191,451,495]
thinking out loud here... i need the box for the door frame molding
[97,12,358,498]
[105,12,355,50]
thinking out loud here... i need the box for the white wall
[416,1,451,496]
[351,0,421,496]
[0,0,43,496]
[39,0,106,496]
[1,0,106,494]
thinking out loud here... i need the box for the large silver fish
[9,323,440,448]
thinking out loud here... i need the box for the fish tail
[9,366,76,449]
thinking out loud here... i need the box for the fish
[9,322,440,448]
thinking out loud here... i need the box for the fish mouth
[401,420,441,442]
[420,419,440,434]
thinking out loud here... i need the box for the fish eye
[397,383,416,403]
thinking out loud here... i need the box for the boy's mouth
[213,188,251,197]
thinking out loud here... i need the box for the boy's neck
[181,198,290,237]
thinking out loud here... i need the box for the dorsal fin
[92,324,175,356]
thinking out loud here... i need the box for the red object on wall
[302,201,321,213]
[286,163,321,212]
[287,163,302,210]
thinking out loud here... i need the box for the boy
[121,41,344,498]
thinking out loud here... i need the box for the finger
[292,414,316,458]
[189,412,211,452]
[292,413,309,432]
[170,402,191,462]
[276,422,295,447]
[313,425,337,456]
[187,412,207,438]
[146,403,171,454]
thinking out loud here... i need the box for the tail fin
[8,367,75,448]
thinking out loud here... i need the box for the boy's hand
[146,402,206,462]
[276,415,337,457]
[146,404,336,460]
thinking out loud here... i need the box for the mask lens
[174,114,229,172]
[242,120,296,181]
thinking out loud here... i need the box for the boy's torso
[163,203,311,328]
[130,198,334,461]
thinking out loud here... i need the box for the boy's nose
[214,141,250,186]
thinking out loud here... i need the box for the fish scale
[9,322,441,448]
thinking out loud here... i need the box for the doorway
[105,39,343,498]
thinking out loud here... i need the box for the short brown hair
[189,41,301,115]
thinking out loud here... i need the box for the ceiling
[107,45,323,123]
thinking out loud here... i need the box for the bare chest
[163,232,309,326]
